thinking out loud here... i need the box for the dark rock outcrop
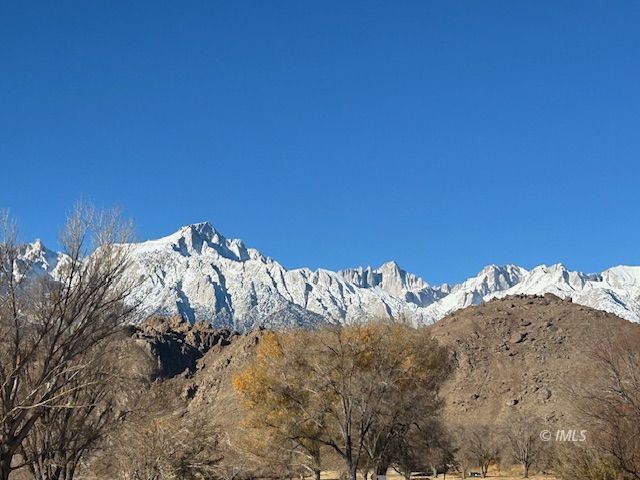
[130,316,235,378]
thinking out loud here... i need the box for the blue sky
[1,1,639,284]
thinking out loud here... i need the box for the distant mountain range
[22,222,640,330]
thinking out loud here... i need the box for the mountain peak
[377,261,404,280]
[24,238,56,261]
[22,222,640,327]
[136,222,249,261]
[157,221,223,247]
[378,260,400,270]
[479,264,526,275]
[178,221,219,240]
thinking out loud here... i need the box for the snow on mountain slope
[14,239,68,281]
[601,265,640,290]
[123,223,424,330]
[489,264,640,322]
[18,222,640,328]
[121,224,640,326]
[339,261,449,307]
[422,264,528,321]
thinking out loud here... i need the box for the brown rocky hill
[429,293,639,427]
[128,294,640,443]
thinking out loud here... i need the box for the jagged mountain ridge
[339,261,450,307]
[22,222,640,329]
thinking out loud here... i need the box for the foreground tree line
[0,208,639,479]
[230,326,640,480]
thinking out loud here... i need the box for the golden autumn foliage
[233,320,451,480]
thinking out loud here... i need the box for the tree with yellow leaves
[233,321,451,480]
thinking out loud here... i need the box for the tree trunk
[65,461,77,480]
[0,453,13,480]
[314,468,321,480]
[375,463,388,480]
[522,463,529,478]
[345,458,357,480]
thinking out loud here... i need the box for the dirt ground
[321,470,558,480]
[424,476,556,480]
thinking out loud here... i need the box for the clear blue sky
[1,1,639,284]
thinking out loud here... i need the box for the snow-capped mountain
[339,261,449,307]
[114,223,427,330]
[421,264,528,321]
[14,239,68,282]
[487,264,640,322]
[21,222,640,329]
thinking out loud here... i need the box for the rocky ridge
[21,222,640,329]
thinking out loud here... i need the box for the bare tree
[91,386,221,480]
[504,414,547,478]
[453,423,501,478]
[553,443,622,480]
[388,417,451,480]
[0,206,137,480]
[575,332,640,480]
[18,333,152,480]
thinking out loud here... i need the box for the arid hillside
[429,293,640,426]
[136,294,640,443]
[81,294,640,479]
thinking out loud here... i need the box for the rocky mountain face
[129,316,237,378]
[339,261,449,307]
[22,222,640,329]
